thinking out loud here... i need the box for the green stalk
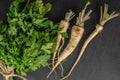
[22,0,30,12]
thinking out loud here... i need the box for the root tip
[46,70,53,78]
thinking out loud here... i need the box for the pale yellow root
[5,77,9,80]
[61,4,119,80]
[59,26,84,77]
[61,25,103,80]
[48,65,57,77]
[0,61,26,80]
[47,59,62,78]
[60,1,92,79]
[12,74,27,80]
[52,32,62,67]
[59,63,64,77]
[57,38,65,77]
[52,20,69,68]
[47,25,84,78]
[52,10,75,68]
[57,38,64,58]
[52,2,92,78]
[3,74,26,80]
[59,25,84,61]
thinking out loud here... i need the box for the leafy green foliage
[61,32,68,38]
[0,0,58,75]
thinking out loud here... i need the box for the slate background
[0,0,120,80]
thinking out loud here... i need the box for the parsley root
[47,1,92,78]
[0,60,26,80]
[52,10,75,67]
[61,4,119,80]
[60,1,92,79]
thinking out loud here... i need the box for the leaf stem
[100,4,119,25]
[22,0,30,12]
[76,1,92,27]
[65,10,75,22]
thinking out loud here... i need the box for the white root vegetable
[60,1,92,79]
[0,60,26,80]
[47,1,92,78]
[61,4,120,80]
[52,10,75,67]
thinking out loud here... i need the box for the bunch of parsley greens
[0,0,58,76]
